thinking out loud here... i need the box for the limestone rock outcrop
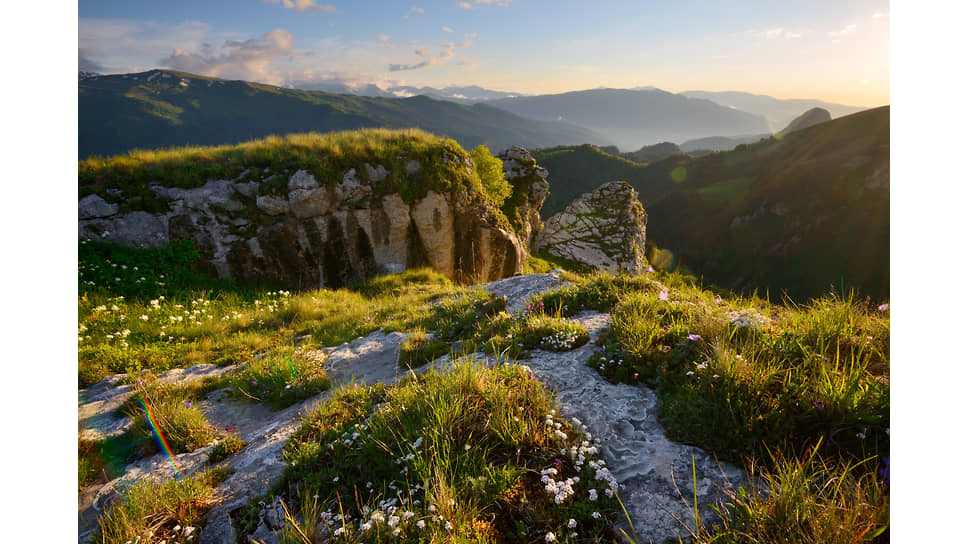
[498,146,550,246]
[79,162,538,288]
[534,181,648,274]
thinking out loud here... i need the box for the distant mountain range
[532,106,889,300]
[78,70,605,159]
[488,88,771,151]
[79,69,871,157]
[296,81,529,104]
[680,90,868,131]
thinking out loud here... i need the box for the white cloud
[465,33,477,39]
[458,40,474,48]
[160,29,309,86]
[872,12,889,19]
[378,35,391,41]
[456,0,512,8]
[79,18,214,73]
[755,27,805,40]
[403,6,424,19]
[442,26,454,33]
[828,24,857,37]
[263,0,336,13]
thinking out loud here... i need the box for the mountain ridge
[78,69,606,159]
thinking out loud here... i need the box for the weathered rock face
[534,181,648,274]
[498,146,550,246]
[78,164,533,288]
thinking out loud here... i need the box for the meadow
[78,239,889,543]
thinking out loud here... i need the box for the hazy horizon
[79,0,889,108]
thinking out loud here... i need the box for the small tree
[470,145,511,207]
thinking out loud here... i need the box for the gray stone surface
[480,269,570,313]
[320,330,408,387]
[198,504,236,544]
[535,181,649,274]
[520,312,745,541]
[78,194,118,219]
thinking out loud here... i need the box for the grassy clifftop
[79,128,500,212]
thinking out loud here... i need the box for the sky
[79,0,890,107]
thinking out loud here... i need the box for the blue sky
[79,0,889,106]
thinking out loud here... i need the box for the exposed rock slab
[534,181,649,274]
[520,312,745,541]
[480,269,570,313]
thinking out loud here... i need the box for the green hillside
[642,106,889,301]
[531,144,676,217]
[531,107,888,301]
[78,70,605,159]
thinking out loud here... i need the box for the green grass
[277,361,622,543]
[78,239,889,543]
[78,237,459,387]
[126,384,220,455]
[226,345,331,410]
[80,128,481,204]
[90,466,232,544]
[398,330,452,369]
[207,434,247,464]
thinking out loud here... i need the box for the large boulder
[498,146,550,246]
[78,166,531,289]
[534,181,648,274]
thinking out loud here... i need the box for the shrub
[470,145,512,207]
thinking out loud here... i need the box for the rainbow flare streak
[140,396,184,480]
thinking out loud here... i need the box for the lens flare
[653,249,677,271]
[140,396,185,480]
[669,166,687,183]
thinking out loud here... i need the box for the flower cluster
[541,329,582,351]
[724,308,771,329]
[540,467,579,504]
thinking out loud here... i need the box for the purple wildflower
[184,401,192,408]
[646,266,655,273]
[658,290,669,301]
[878,303,889,312]
[687,334,701,342]
[225,425,232,433]
[879,457,890,484]
[553,458,563,468]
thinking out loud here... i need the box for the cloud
[458,40,474,48]
[378,35,391,41]
[160,29,309,86]
[389,43,457,71]
[872,12,889,19]
[263,0,336,13]
[442,26,454,32]
[79,18,214,73]
[828,24,857,37]
[456,0,511,8]
[78,49,104,72]
[403,6,424,19]
[755,27,804,39]
[465,33,477,39]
